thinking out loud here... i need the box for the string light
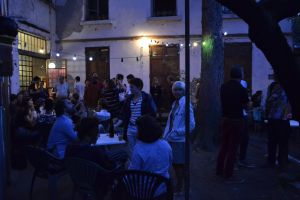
[193,42,198,47]
[72,55,77,61]
[180,43,184,47]
[56,53,60,57]
[223,32,228,36]
[89,57,93,61]
[136,57,139,61]
[121,58,124,62]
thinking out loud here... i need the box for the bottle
[109,119,114,138]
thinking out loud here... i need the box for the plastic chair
[25,146,66,200]
[115,170,173,200]
[64,157,117,200]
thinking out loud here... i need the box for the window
[18,31,47,54]
[86,0,109,21]
[152,0,177,17]
[19,55,33,90]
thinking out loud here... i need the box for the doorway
[150,45,180,111]
[224,43,252,92]
[85,47,110,82]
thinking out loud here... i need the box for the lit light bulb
[202,41,206,46]
[89,57,93,61]
[180,43,184,47]
[48,63,56,69]
[72,55,77,61]
[56,53,60,57]
[223,32,228,36]
[166,43,169,47]
[193,42,198,47]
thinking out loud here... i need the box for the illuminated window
[18,31,47,54]
[19,55,33,90]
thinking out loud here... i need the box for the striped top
[101,88,121,118]
[129,96,143,125]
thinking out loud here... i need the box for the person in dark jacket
[114,78,157,153]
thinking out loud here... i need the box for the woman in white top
[163,81,195,194]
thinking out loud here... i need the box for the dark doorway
[85,47,110,82]
[150,45,180,111]
[224,43,252,92]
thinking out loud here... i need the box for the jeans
[127,124,138,154]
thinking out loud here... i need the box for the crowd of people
[9,67,293,197]
[216,66,292,183]
[10,72,195,198]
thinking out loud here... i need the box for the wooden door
[85,47,110,82]
[150,45,180,110]
[224,43,252,92]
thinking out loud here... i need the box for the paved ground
[6,136,300,200]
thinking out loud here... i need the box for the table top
[264,120,299,128]
[96,133,126,146]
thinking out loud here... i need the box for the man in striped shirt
[114,78,157,153]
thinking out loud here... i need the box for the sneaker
[225,177,245,184]
[238,161,256,168]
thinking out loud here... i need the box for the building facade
[7,0,294,106]
[8,0,56,94]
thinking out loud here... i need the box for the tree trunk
[196,0,224,150]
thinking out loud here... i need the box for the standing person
[101,79,121,118]
[116,74,127,103]
[252,90,263,133]
[216,67,249,182]
[238,75,252,167]
[265,78,291,171]
[28,76,41,104]
[126,74,135,96]
[114,78,157,152]
[163,81,195,195]
[37,81,48,101]
[150,77,162,111]
[84,78,100,109]
[47,98,77,158]
[74,76,85,101]
[55,76,69,99]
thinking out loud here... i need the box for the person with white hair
[163,81,195,195]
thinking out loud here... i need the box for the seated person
[47,98,77,158]
[15,97,39,143]
[65,117,128,198]
[129,115,172,197]
[38,98,56,124]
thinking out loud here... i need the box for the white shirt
[74,82,85,100]
[56,82,69,98]
[240,80,248,116]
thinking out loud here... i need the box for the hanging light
[48,62,56,69]
[180,43,184,47]
[72,55,77,61]
[89,57,93,61]
[223,31,228,36]
[121,58,124,62]
[166,43,169,47]
[56,53,60,57]
[193,42,198,47]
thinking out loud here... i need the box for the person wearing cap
[163,81,195,194]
